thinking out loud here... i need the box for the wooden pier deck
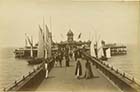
[36,58,120,92]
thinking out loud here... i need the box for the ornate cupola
[67,29,74,42]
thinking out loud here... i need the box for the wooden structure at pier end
[54,29,91,54]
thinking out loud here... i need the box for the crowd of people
[51,46,94,80]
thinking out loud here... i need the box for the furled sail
[98,47,104,58]
[44,25,49,59]
[106,48,111,58]
[90,40,96,57]
[37,25,45,58]
[25,34,33,58]
[98,41,104,58]
[48,32,52,58]
[37,23,52,59]
[44,25,52,58]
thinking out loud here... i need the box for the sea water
[0,47,35,91]
[107,44,140,82]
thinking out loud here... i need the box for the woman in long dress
[45,62,48,79]
[75,60,82,79]
[84,59,94,79]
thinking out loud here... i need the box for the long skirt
[85,68,93,79]
[45,63,48,78]
[46,70,48,78]
[76,68,80,77]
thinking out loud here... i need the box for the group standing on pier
[52,46,94,80]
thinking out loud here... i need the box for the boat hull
[27,58,43,65]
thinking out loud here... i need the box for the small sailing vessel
[27,58,44,64]
[106,48,111,59]
[90,39,96,57]
[27,25,45,65]
[98,47,108,61]
[97,40,107,61]
[27,24,52,65]
[14,35,38,58]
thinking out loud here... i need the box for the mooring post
[23,75,25,80]
[116,69,118,73]
[14,80,17,86]
[3,88,6,91]
[29,72,31,76]
[33,68,36,72]
[107,64,109,68]
[132,77,135,82]
[111,66,113,70]
[123,72,125,77]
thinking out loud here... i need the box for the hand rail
[4,57,55,91]
[81,50,140,92]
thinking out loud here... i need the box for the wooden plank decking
[36,58,120,92]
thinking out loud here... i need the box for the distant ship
[14,24,53,60]
[103,43,127,56]
[90,40,127,61]
[14,44,38,59]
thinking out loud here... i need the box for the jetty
[4,28,140,92]
[4,51,140,92]
[36,58,119,92]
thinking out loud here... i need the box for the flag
[45,25,50,44]
[38,25,45,58]
[31,36,33,46]
[90,40,96,57]
[25,34,33,57]
[38,25,45,43]
[25,34,33,47]
[78,33,81,39]
[39,25,43,34]
[45,24,52,58]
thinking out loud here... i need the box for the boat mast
[38,25,45,59]
[43,16,46,58]
[25,33,33,58]
[30,36,33,58]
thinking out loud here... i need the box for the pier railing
[102,61,140,87]
[81,51,140,92]
[4,58,55,91]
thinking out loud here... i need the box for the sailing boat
[27,23,52,64]
[90,36,96,57]
[25,34,34,58]
[98,42,104,59]
[27,26,45,65]
[106,48,111,58]
[44,25,52,59]
[97,40,108,61]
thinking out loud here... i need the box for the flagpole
[43,16,45,32]
[50,16,52,32]
[42,17,46,59]
[25,33,28,47]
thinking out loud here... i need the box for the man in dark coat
[65,55,70,67]
[58,55,62,67]
[75,60,82,79]
[74,51,77,61]
[84,59,94,79]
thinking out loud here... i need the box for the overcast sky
[0,0,139,47]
